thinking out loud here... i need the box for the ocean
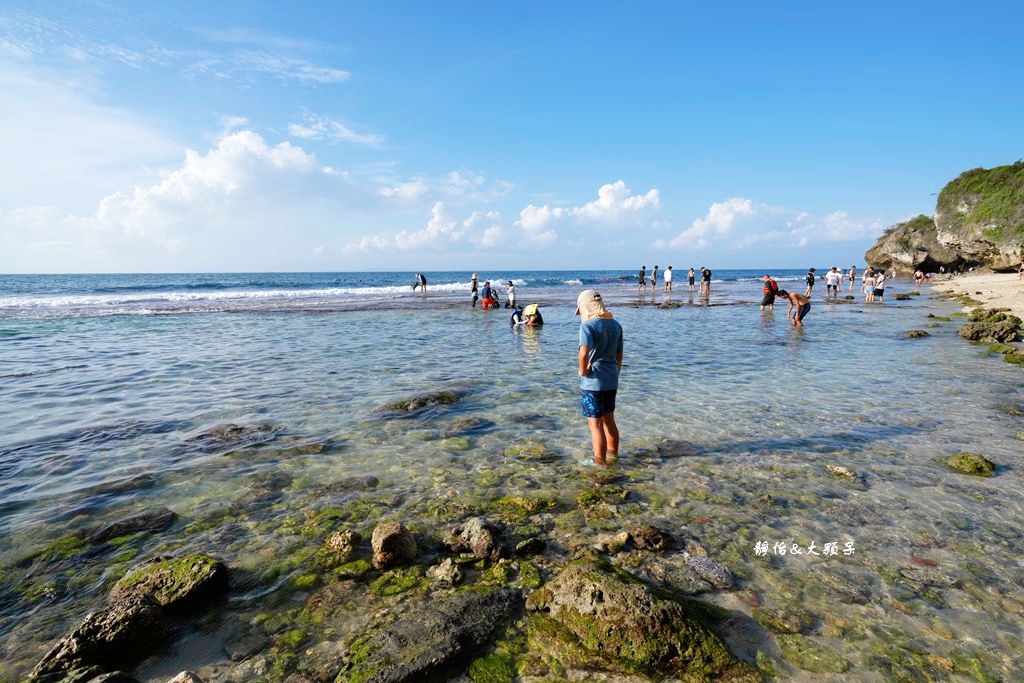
[1,270,1021,681]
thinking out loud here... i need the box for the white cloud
[376,170,513,205]
[344,206,507,253]
[288,112,382,145]
[515,180,660,243]
[656,197,882,253]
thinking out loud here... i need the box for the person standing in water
[651,265,659,292]
[664,266,673,292]
[576,290,623,467]
[688,267,696,291]
[470,273,479,307]
[848,265,857,291]
[804,268,817,297]
[760,274,779,311]
[638,266,647,294]
[777,289,811,327]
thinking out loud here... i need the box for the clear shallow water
[1,274,1022,681]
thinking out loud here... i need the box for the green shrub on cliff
[937,160,1024,238]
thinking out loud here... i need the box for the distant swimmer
[470,273,479,307]
[664,266,673,292]
[777,289,811,327]
[523,303,544,326]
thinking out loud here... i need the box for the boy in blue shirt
[575,290,623,466]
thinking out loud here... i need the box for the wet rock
[314,475,379,496]
[320,530,362,567]
[448,517,505,561]
[943,452,996,477]
[336,588,522,682]
[89,508,178,544]
[902,329,931,339]
[629,525,675,552]
[826,464,855,478]
[685,555,734,589]
[186,423,282,452]
[373,390,466,415]
[510,413,559,430]
[988,342,1016,354]
[1006,351,1024,365]
[683,539,708,557]
[899,566,961,588]
[592,532,631,555]
[993,402,1024,416]
[110,555,228,611]
[654,438,703,458]
[83,473,158,497]
[426,558,463,586]
[777,634,850,673]
[165,673,203,683]
[248,471,293,492]
[31,593,166,679]
[809,568,872,604]
[224,630,271,662]
[370,521,417,569]
[752,606,815,634]
[638,559,715,595]
[957,320,1020,343]
[440,416,494,437]
[502,439,557,462]
[525,556,757,680]
[514,537,547,557]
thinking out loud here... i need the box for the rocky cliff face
[866,161,1024,272]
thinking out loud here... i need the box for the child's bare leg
[602,413,619,461]
[587,417,607,465]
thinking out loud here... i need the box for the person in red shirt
[760,274,779,311]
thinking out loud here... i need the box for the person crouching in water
[576,290,623,466]
[511,303,544,327]
[777,289,811,327]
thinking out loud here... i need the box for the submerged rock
[685,555,735,590]
[186,423,282,451]
[89,508,178,544]
[370,521,417,569]
[31,593,166,679]
[777,634,850,673]
[165,673,203,683]
[654,438,704,459]
[448,517,506,561]
[902,329,931,338]
[110,555,228,611]
[630,525,675,552]
[525,556,757,680]
[943,452,996,477]
[440,416,494,437]
[752,606,816,634]
[320,529,362,567]
[336,588,522,682]
[373,390,467,415]
[314,475,379,496]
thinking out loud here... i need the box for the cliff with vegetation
[866,161,1024,272]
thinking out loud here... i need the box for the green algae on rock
[943,452,996,477]
[752,606,816,634]
[777,634,850,673]
[468,652,517,683]
[110,554,228,610]
[525,556,758,680]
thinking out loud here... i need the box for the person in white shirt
[862,268,874,301]
[873,271,886,303]
[664,266,673,292]
[506,281,516,308]
[824,267,842,300]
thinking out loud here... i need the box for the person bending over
[777,289,811,327]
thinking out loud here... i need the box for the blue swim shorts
[581,389,617,418]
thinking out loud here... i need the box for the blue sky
[1,1,1021,273]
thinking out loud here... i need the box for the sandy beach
[933,272,1024,319]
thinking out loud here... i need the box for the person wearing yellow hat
[575,290,623,466]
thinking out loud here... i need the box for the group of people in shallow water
[636,265,713,294]
[465,272,543,326]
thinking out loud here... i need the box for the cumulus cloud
[656,197,882,252]
[376,170,513,205]
[288,112,382,145]
[344,206,506,253]
[516,180,660,243]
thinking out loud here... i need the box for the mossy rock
[894,293,914,300]
[335,559,372,580]
[576,485,629,509]
[481,560,516,587]
[1005,352,1024,365]
[989,343,1016,354]
[525,556,759,680]
[752,606,815,634]
[503,440,556,462]
[943,453,996,477]
[468,652,517,683]
[517,561,542,589]
[374,389,467,415]
[950,650,1001,683]
[34,533,90,564]
[754,649,779,678]
[902,329,931,339]
[777,634,850,673]
[369,567,427,596]
[927,315,951,321]
[993,402,1024,416]
[110,554,228,610]
[494,495,559,518]
[1016,432,1024,441]
[439,436,472,451]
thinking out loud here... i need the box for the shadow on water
[705,421,929,456]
